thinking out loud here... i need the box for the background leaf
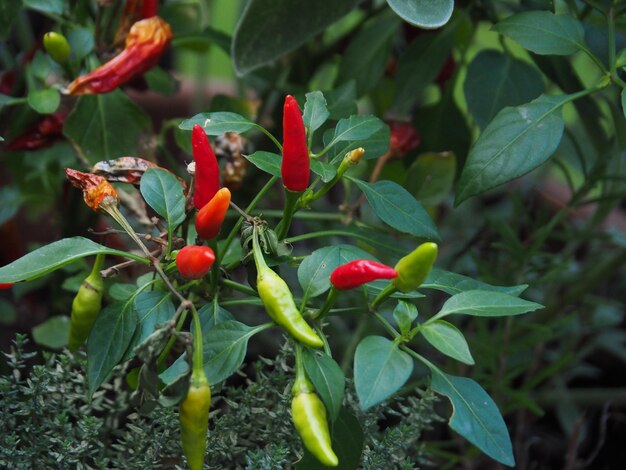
[393,301,418,335]
[387,0,454,29]
[303,349,346,422]
[303,91,330,133]
[354,336,413,410]
[32,316,69,349]
[421,320,474,365]
[140,168,186,230]
[456,94,567,204]
[179,111,255,135]
[129,291,175,350]
[430,369,515,466]
[437,290,543,318]
[27,88,60,114]
[405,152,456,206]
[423,268,528,296]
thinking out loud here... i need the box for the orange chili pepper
[195,188,231,240]
[66,16,172,95]
[65,169,120,212]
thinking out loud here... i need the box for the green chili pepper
[180,307,211,470]
[43,31,71,63]
[68,254,105,352]
[392,242,438,292]
[292,345,338,467]
[252,226,323,348]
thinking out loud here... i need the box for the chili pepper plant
[2,0,626,469]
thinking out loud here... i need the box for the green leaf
[387,0,454,29]
[30,51,52,81]
[325,81,358,120]
[464,50,544,129]
[423,268,528,296]
[23,0,63,15]
[332,115,385,144]
[67,26,94,62]
[0,0,21,40]
[437,290,543,318]
[302,349,346,422]
[244,151,281,177]
[296,408,364,470]
[144,67,177,95]
[0,94,23,108]
[622,89,626,118]
[202,321,269,385]
[232,0,360,75]
[27,88,60,114]
[393,301,418,335]
[87,301,138,397]
[350,179,440,241]
[140,168,186,231]
[310,160,337,182]
[456,94,568,205]
[421,320,474,365]
[405,152,456,206]
[337,12,401,95]
[298,245,376,299]
[197,302,235,331]
[354,336,413,410]
[493,11,585,56]
[0,298,17,325]
[109,283,137,301]
[0,237,143,283]
[394,22,457,114]
[0,186,22,225]
[32,316,70,349]
[327,123,390,161]
[63,90,151,163]
[131,291,175,349]
[171,27,232,53]
[303,91,330,133]
[430,369,515,466]
[179,111,255,135]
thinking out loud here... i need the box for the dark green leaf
[27,88,60,114]
[310,160,337,182]
[302,349,346,422]
[354,336,413,410]
[131,291,175,350]
[0,186,22,225]
[23,0,63,15]
[197,302,235,331]
[430,369,515,466]
[244,151,281,177]
[0,237,143,283]
[350,179,440,241]
[493,11,585,56]
[32,316,70,349]
[63,90,151,163]
[437,290,543,318]
[179,111,255,135]
[421,320,474,365]
[325,81,358,120]
[405,152,456,206]
[232,0,360,75]
[298,245,376,299]
[171,27,231,53]
[203,321,269,385]
[140,168,186,230]
[109,283,137,301]
[456,94,568,204]
[30,51,52,81]
[0,94,23,108]
[67,26,94,62]
[464,50,544,129]
[332,115,385,143]
[387,0,454,28]
[87,301,138,397]
[423,268,528,296]
[303,91,330,133]
[0,0,20,40]
[338,12,401,95]
[393,301,418,335]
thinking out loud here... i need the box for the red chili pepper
[0,283,13,290]
[65,169,120,212]
[330,259,398,290]
[195,188,231,240]
[67,16,172,95]
[281,95,310,192]
[142,0,158,18]
[176,245,215,279]
[192,124,220,210]
[4,112,66,151]
[388,120,420,158]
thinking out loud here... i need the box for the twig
[100,248,162,278]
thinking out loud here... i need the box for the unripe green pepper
[68,254,104,352]
[43,32,71,63]
[292,347,338,467]
[253,226,323,348]
[392,242,438,292]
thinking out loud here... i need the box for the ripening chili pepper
[253,227,323,348]
[4,112,66,151]
[388,120,420,158]
[180,308,211,470]
[0,283,13,289]
[195,188,231,240]
[65,169,120,212]
[43,32,71,63]
[281,95,310,192]
[192,124,220,210]
[392,242,438,292]
[176,245,215,279]
[66,16,172,95]
[292,349,338,467]
[330,259,398,290]
[68,254,105,352]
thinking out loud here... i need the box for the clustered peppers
[66,16,172,95]
[281,95,310,192]
[68,254,105,352]
[330,259,398,290]
[176,245,215,280]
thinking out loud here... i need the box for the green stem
[293,343,313,393]
[275,189,302,240]
[252,224,269,272]
[220,278,257,296]
[190,305,205,380]
[371,283,397,309]
[313,287,339,320]
[254,124,283,152]
[372,310,401,339]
